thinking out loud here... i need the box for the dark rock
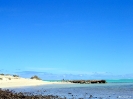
[0,88,62,99]
[13,75,19,77]
[69,80,106,84]
[89,95,93,98]
[30,75,41,80]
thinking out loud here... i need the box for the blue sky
[0,0,133,79]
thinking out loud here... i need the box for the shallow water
[11,82,133,99]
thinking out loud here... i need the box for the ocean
[11,79,133,99]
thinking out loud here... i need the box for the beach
[0,75,71,88]
[0,74,72,98]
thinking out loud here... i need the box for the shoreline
[0,82,132,99]
[0,75,71,89]
[0,74,132,99]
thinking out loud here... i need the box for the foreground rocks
[0,88,61,99]
[69,80,106,84]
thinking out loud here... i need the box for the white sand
[0,75,71,88]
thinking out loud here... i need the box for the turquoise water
[106,79,133,83]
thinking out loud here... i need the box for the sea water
[11,79,133,99]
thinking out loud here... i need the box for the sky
[0,0,133,80]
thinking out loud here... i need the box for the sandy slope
[0,75,70,88]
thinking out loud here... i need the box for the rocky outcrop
[30,75,41,80]
[69,80,106,84]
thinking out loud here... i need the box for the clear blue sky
[0,0,133,79]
